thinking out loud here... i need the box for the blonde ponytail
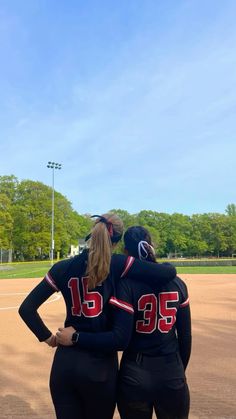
[86,213,123,289]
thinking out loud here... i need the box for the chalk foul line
[0,292,61,311]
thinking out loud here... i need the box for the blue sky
[0,0,235,215]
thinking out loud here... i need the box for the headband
[85,215,122,243]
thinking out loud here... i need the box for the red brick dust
[0,275,235,419]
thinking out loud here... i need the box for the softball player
[19,215,177,419]
[62,226,191,419]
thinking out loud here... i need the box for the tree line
[0,175,236,261]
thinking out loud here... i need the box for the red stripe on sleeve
[180,297,189,308]
[45,273,59,291]
[120,256,135,278]
[109,296,134,314]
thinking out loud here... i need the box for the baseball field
[0,273,236,419]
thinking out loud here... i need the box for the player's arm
[18,270,59,347]
[18,279,55,342]
[75,308,133,351]
[56,309,133,351]
[176,281,192,370]
[19,254,86,345]
[111,254,176,285]
[57,280,134,351]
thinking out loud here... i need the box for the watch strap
[72,332,80,344]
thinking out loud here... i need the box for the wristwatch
[71,332,80,345]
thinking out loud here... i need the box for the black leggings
[50,346,118,419]
[118,352,190,419]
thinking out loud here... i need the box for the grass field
[0,261,51,279]
[0,260,236,279]
[177,266,236,274]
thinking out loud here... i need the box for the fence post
[8,249,12,263]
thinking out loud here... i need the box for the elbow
[115,336,130,351]
[18,301,31,321]
[18,303,25,320]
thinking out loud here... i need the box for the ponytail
[138,240,156,263]
[124,226,156,263]
[86,213,123,289]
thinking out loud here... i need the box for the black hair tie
[85,215,122,243]
[91,215,108,224]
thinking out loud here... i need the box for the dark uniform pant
[50,346,118,419]
[118,352,190,419]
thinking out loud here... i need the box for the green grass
[0,261,52,279]
[0,260,236,279]
[176,266,236,274]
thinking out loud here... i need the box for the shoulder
[50,258,71,274]
[110,254,127,277]
[49,251,88,282]
[173,275,187,287]
[111,253,126,266]
[69,250,88,270]
[50,258,74,272]
[171,276,189,304]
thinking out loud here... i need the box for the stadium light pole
[47,162,62,265]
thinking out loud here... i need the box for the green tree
[203,213,228,257]
[137,211,170,256]
[110,209,137,230]
[167,213,192,257]
[0,175,17,250]
[11,179,92,260]
[0,193,13,248]
[0,175,18,201]
[225,203,236,216]
[53,193,92,258]
[12,180,52,259]
[188,214,209,257]
[2,174,235,261]
[224,216,236,256]
[108,209,136,253]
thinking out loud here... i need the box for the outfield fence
[1,252,236,268]
[167,258,236,267]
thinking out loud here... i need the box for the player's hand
[45,334,57,347]
[56,326,76,346]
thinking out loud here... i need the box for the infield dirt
[0,274,236,418]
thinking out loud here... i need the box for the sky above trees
[0,0,235,215]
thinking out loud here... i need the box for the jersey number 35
[136,292,179,334]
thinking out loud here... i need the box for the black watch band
[71,332,80,345]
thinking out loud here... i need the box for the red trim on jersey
[120,256,135,278]
[109,296,134,314]
[180,297,189,308]
[45,273,59,291]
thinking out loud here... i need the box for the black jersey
[19,251,177,343]
[45,252,116,333]
[109,275,190,357]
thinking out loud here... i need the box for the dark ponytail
[124,226,156,262]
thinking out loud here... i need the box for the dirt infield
[0,275,236,419]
